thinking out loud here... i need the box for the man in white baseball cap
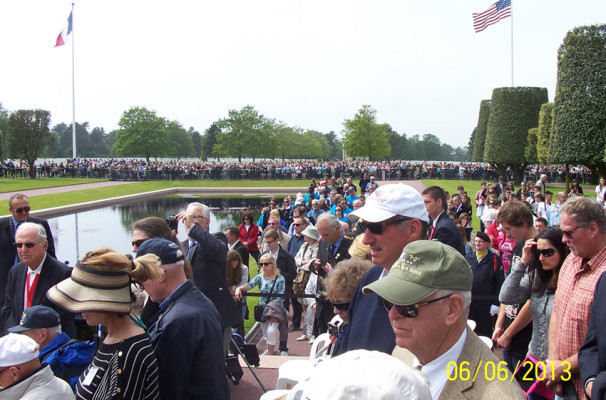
[337,184,429,355]
[0,333,73,398]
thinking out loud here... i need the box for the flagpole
[71,2,76,159]
[510,0,514,86]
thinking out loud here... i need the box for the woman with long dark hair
[499,227,568,400]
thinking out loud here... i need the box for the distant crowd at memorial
[0,158,594,183]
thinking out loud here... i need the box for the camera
[312,259,328,277]
[165,215,178,232]
[328,320,341,336]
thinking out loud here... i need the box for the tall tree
[525,127,539,164]
[472,100,491,162]
[89,127,111,157]
[484,87,548,183]
[202,123,220,161]
[7,109,53,178]
[113,107,172,162]
[0,103,8,160]
[536,103,554,164]
[422,133,442,160]
[467,128,476,161]
[342,105,391,160]
[188,127,202,159]
[215,105,266,162]
[388,126,407,160]
[166,120,195,158]
[550,25,606,180]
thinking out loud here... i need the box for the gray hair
[188,202,210,219]
[17,222,47,242]
[561,196,606,233]
[46,325,62,337]
[317,213,341,231]
[8,193,28,208]
[434,289,471,319]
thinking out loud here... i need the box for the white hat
[285,350,431,400]
[0,333,40,367]
[348,184,429,223]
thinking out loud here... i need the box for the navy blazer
[0,216,56,316]
[184,224,242,329]
[1,255,75,337]
[431,212,466,255]
[580,272,606,400]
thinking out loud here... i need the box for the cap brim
[7,325,30,333]
[47,277,131,315]
[363,276,437,306]
[348,206,395,223]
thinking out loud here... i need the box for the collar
[228,241,237,250]
[413,329,467,400]
[28,253,46,274]
[39,332,72,360]
[433,211,444,227]
[159,280,189,309]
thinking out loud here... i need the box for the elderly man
[547,191,567,227]
[178,202,242,351]
[546,197,606,399]
[286,216,309,257]
[364,240,525,399]
[7,305,94,385]
[536,173,548,197]
[308,200,325,221]
[0,193,55,333]
[1,222,74,337]
[340,184,429,354]
[137,237,229,400]
[0,333,74,399]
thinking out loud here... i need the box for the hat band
[72,262,130,290]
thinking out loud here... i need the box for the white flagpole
[71,2,76,159]
[510,0,514,86]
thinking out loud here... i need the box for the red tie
[430,225,436,240]
[25,272,39,308]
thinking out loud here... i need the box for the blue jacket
[149,280,229,400]
[41,332,96,390]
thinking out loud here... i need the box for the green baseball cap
[363,240,472,305]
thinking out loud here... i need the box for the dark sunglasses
[383,294,454,318]
[12,206,31,214]
[132,239,147,248]
[14,242,37,249]
[259,262,272,267]
[332,301,350,312]
[537,248,556,257]
[359,217,410,235]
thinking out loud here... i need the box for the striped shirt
[76,333,160,400]
[553,246,606,399]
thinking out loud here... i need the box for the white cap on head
[285,350,431,400]
[348,184,429,223]
[0,333,40,367]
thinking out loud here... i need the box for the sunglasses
[332,301,350,312]
[382,293,453,318]
[13,242,37,249]
[12,206,31,214]
[132,239,147,248]
[537,248,556,257]
[562,226,581,239]
[293,223,302,227]
[259,262,272,267]
[359,217,410,235]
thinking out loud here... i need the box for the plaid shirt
[553,245,606,399]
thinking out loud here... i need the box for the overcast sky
[1,0,604,150]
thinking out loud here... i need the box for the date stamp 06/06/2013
[447,360,572,383]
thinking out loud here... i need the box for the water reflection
[48,196,268,265]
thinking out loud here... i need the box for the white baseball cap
[349,184,429,223]
[0,333,40,367]
[285,350,431,400]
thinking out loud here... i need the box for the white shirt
[23,253,46,308]
[413,328,467,400]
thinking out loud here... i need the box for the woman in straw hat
[47,248,162,400]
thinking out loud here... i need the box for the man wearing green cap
[364,240,524,399]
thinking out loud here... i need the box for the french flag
[55,11,73,47]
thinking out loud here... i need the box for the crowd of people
[0,157,596,184]
[2,172,606,399]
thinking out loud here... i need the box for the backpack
[293,269,311,294]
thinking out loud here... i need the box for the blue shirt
[248,274,285,306]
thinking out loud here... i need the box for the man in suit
[422,186,465,255]
[1,222,74,337]
[364,240,525,399]
[580,271,606,400]
[178,202,242,352]
[0,193,55,333]
[263,229,301,332]
[225,226,249,268]
[312,213,353,336]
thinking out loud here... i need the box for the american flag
[473,0,512,33]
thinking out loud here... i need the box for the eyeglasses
[383,294,454,318]
[332,301,350,311]
[562,226,582,239]
[11,206,31,214]
[259,262,272,267]
[192,214,204,220]
[293,223,302,227]
[265,240,275,245]
[132,239,147,248]
[537,248,556,257]
[13,242,37,249]
[359,217,410,235]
